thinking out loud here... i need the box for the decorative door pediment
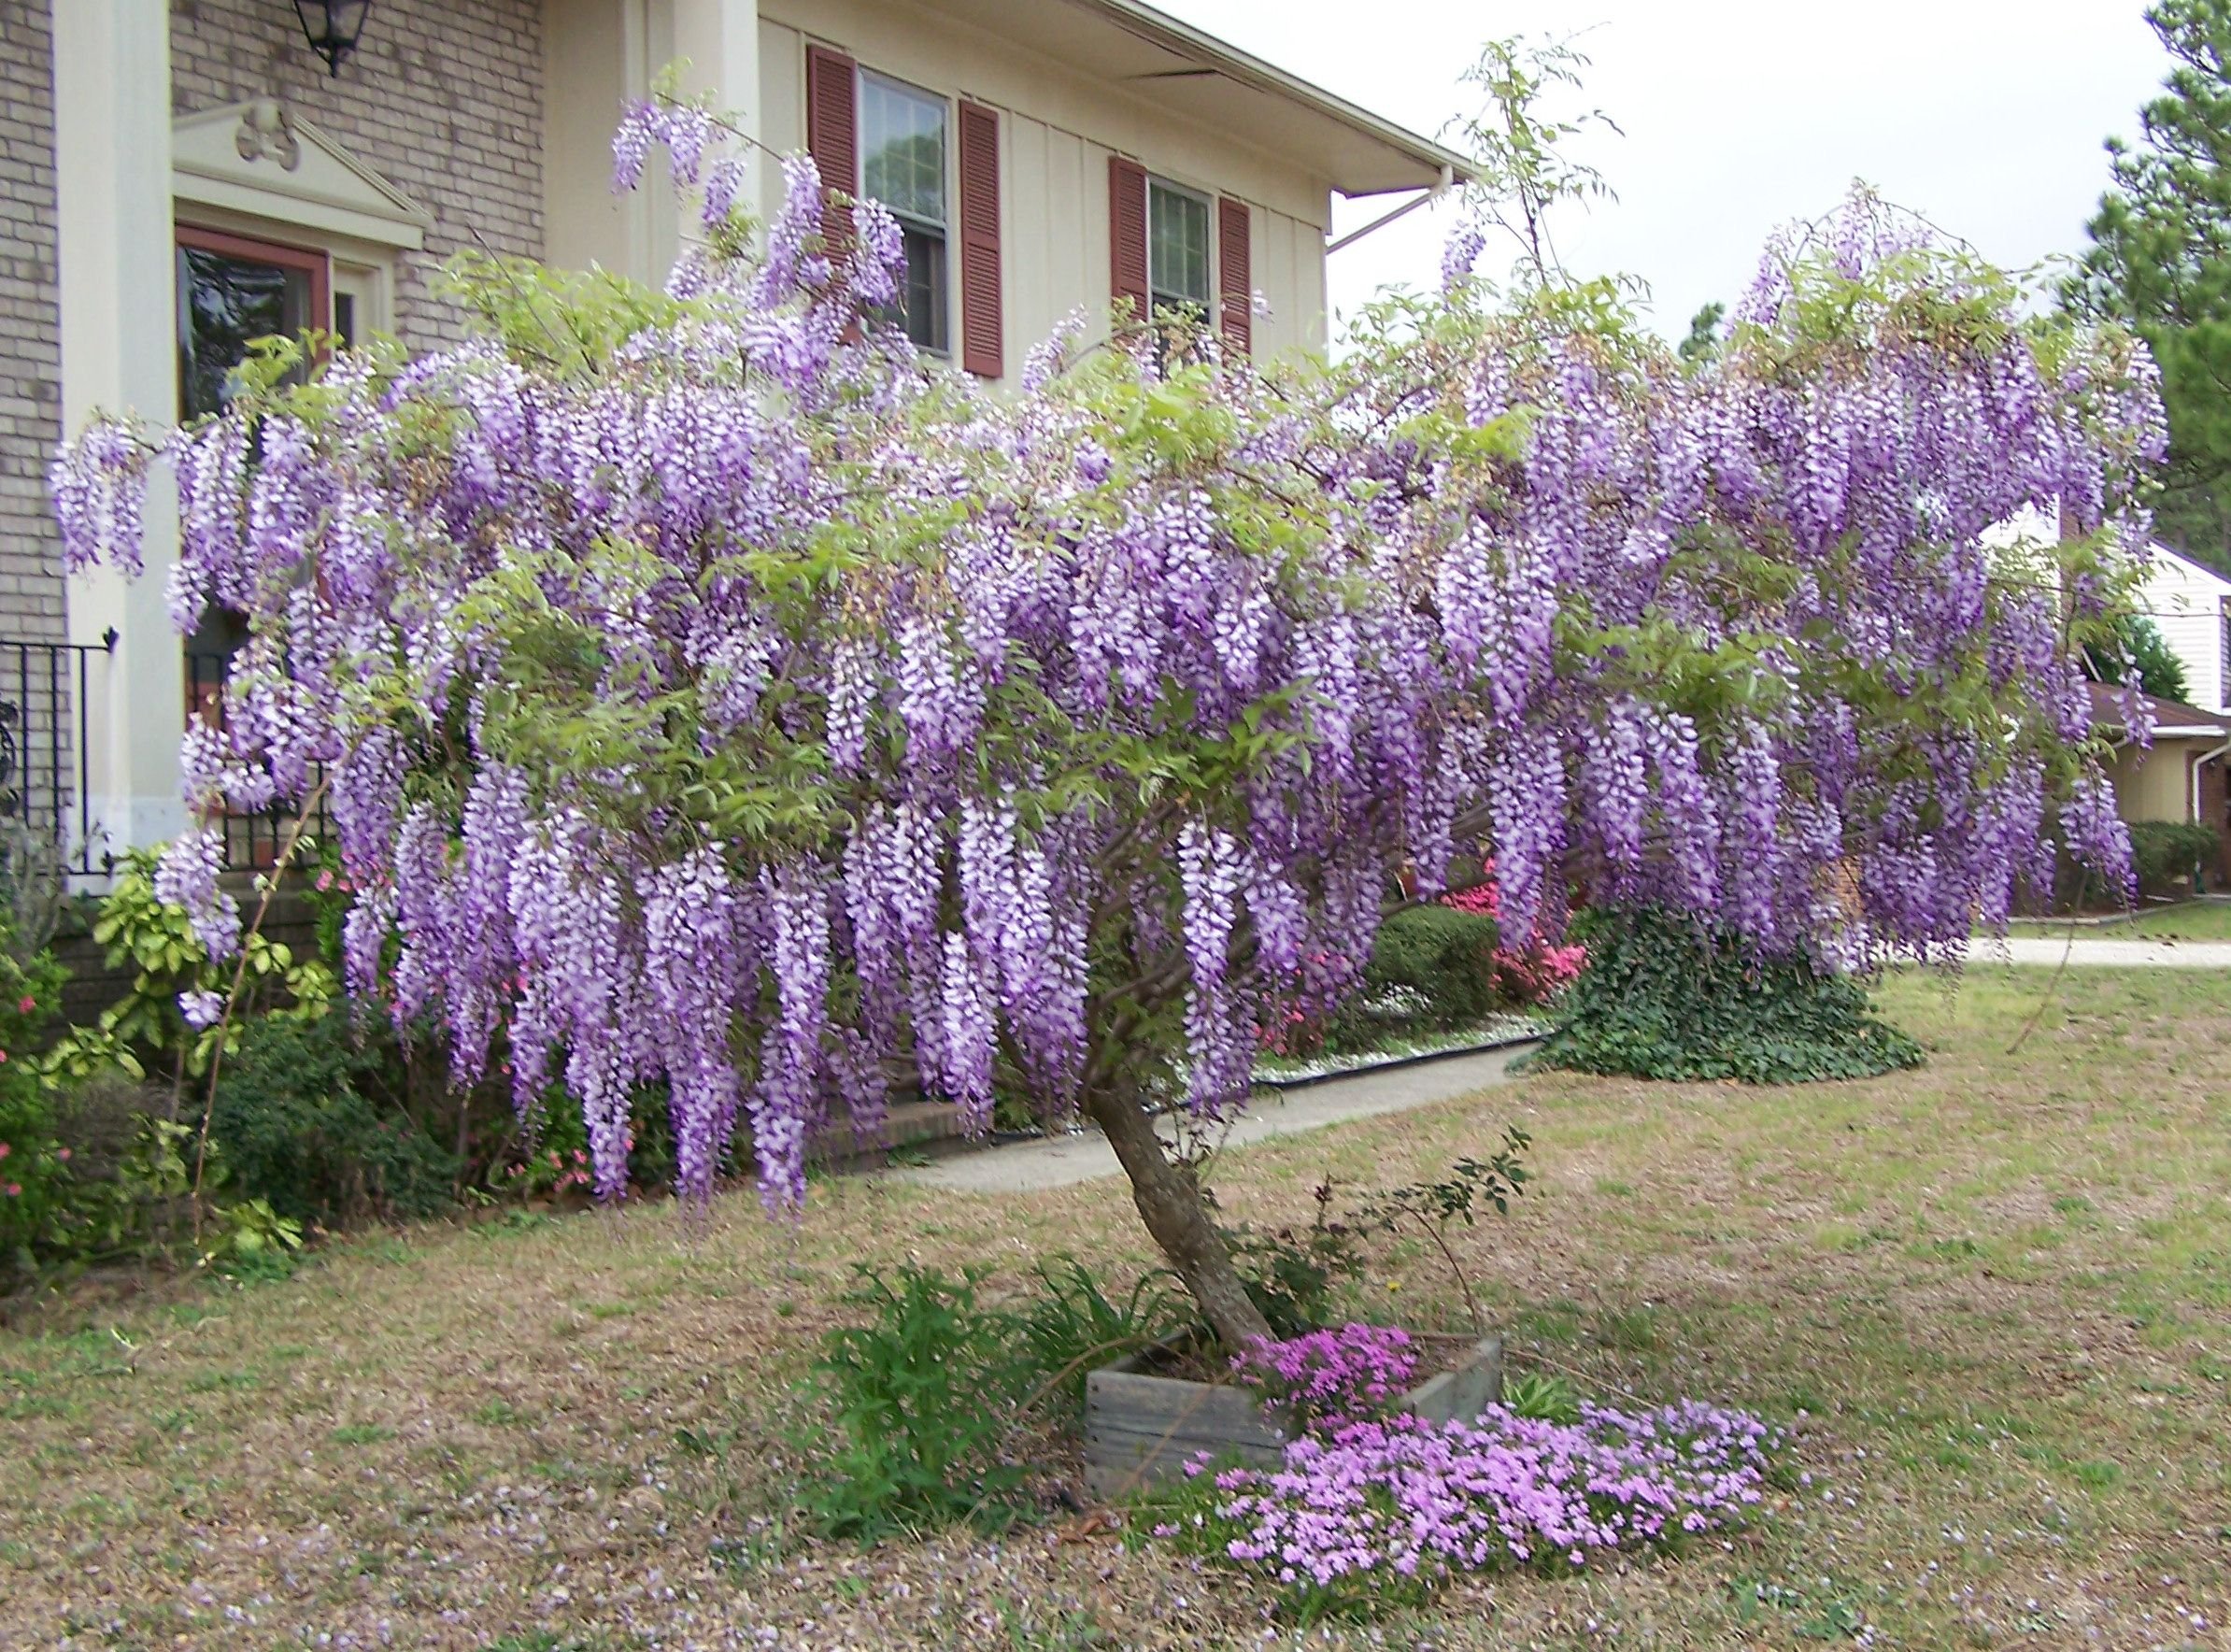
[173,100,431,249]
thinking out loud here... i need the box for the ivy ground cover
[0,966,2224,1649]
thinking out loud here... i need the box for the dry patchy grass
[1,966,2226,1649]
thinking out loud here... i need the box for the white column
[541,0,761,284]
[53,0,187,862]
[542,0,659,281]
[667,0,762,232]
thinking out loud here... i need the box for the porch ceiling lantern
[291,0,372,78]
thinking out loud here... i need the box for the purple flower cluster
[1233,1324,1419,1418]
[1185,1401,1777,1597]
[177,990,225,1031]
[48,120,2162,1216]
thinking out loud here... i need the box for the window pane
[1148,181,1210,307]
[864,224,949,353]
[860,77,945,226]
[901,226,947,353]
[177,246,312,420]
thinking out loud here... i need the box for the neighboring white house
[2137,542,2231,714]
[6,0,1468,874]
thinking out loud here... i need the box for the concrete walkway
[1975,937,2231,969]
[889,1041,1538,1194]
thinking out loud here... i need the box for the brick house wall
[0,0,63,646]
[2202,752,2231,890]
[169,0,547,352]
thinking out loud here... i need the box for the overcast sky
[1162,0,2172,346]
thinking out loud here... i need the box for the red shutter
[1217,196,1252,358]
[957,101,1003,378]
[1108,155,1148,326]
[804,44,858,255]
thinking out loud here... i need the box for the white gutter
[1327,166,1455,255]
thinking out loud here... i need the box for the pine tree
[2069,0,2231,573]
[1678,301,1725,364]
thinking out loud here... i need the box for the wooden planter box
[1083,1331,1504,1499]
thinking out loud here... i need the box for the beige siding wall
[170,0,546,352]
[759,0,1332,377]
[2110,740,2200,824]
[0,0,63,643]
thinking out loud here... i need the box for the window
[1147,178,1212,324]
[175,226,330,420]
[860,73,949,354]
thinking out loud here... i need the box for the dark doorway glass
[176,243,318,420]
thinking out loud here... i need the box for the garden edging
[1253,1029,1547,1092]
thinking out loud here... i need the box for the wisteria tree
[52,101,2161,1351]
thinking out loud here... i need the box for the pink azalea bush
[1159,1325,1779,1616]
[1442,857,1588,1006]
[0,948,64,1270]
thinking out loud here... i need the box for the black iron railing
[0,632,116,876]
[0,636,334,878]
[186,648,333,871]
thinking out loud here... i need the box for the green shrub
[1358,904,1502,1031]
[2085,614,2190,704]
[1014,1258,1186,1418]
[490,1077,681,1198]
[1502,1371,1582,1424]
[209,1010,457,1229]
[802,1263,1031,1539]
[36,1105,196,1267]
[1532,906,1925,1084]
[1215,1182,1371,1338]
[2127,820,2219,895]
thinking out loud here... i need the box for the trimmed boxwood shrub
[1532,906,1924,1084]
[1358,904,1503,1030]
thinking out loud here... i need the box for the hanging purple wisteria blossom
[50,97,2160,1348]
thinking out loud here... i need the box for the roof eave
[1069,0,1475,196]
[2149,540,2231,592]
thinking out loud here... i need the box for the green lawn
[2,966,2226,1648]
[2008,900,2231,941]
[2122,902,2231,940]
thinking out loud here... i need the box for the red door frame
[175,222,334,341]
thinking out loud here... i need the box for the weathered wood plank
[1084,1371,1286,1444]
[1404,1334,1505,1425]
[1083,1351,1295,1494]
[1083,1431,1288,1499]
[1086,1421,1289,1456]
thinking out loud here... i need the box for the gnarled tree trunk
[1084,1080,1272,1352]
